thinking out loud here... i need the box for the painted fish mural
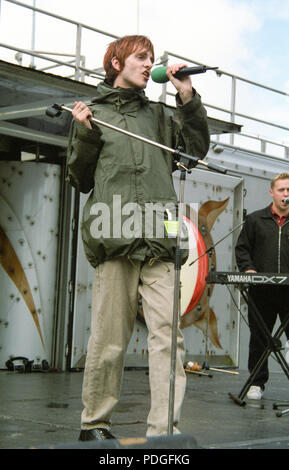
[181,198,229,348]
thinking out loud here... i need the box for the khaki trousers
[81,257,186,437]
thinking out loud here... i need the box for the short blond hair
[270,172,289,188]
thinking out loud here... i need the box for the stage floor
[1,366,289,450]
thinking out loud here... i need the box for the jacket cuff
[175,90,202,116]
[238,264,256,272]
[75,121,102,143]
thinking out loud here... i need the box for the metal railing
[1,0,289,159]
[0,0,117,80]
[158,51,289,158]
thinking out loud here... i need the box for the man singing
[67,35,210,440]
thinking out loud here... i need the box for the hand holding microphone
[151,64,219,83]
[151,64,218,105]
[164,63,195,104]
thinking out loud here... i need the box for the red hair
[103,35,154,84]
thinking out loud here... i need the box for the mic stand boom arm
[46,103,227,175]
[189,221,245,267]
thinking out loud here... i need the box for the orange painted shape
[182,216,208,315]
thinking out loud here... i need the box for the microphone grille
[151,66,168,83]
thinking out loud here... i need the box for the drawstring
[127,256,141,275]
[128,256,152,285]
[148,257,171,273]
[148,257,156,266]
[127,256,171,286]
[127,256,153,285]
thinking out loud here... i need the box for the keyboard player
[235,172,289,400]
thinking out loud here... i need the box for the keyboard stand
[228,286,289,407]
[273,402,289,417]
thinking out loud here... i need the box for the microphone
[283,197,289,204]
[151,65,218,83]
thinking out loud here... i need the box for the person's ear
[111,57,121,72]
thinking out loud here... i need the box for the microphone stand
[46,102,227,436]
[188,221,245,267]
[46,103,226,175]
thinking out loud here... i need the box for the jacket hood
[91,80,149,115]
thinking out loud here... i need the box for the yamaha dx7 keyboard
[206,271,289,285]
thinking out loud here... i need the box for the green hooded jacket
[67,81,210,268]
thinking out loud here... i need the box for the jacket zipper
[276,219,289,273]
[278,225,281,273]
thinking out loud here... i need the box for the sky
[0,0,289,149]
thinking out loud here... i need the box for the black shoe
[79,428,116,441]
